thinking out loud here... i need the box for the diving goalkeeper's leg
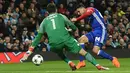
[79,49,109,70]
[57,52,76,71]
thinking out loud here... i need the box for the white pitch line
[45,71,130,73]
[1,71,130,73]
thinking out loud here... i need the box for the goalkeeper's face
[77,7,85,15]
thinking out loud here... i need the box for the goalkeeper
[21,3,109,71]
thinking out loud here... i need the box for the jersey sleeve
[76,7,94,21]
[61,14,77,31]
[31,33,43,47]
[31,20,46,47]
[39,20,46,34]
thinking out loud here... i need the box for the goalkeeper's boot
[96,64,109,70]
[20,51,32,62]
[68,61,76,71]
[76,60,86,69]
[112,57,120,68]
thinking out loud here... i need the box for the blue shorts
[85,29,107,48]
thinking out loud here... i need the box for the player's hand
[71,18,77,22]
[20,46,34,62]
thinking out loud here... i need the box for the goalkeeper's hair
[47,3,57,14]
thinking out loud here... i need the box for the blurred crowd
[0,0,130,52]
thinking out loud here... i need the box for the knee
[78,35,88,43]
[79,49,87,56]
[92,46,100,54]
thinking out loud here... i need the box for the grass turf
[0,58,130,73]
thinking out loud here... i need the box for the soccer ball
[32,54,44,66]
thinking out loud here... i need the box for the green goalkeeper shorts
[50,37,82,54]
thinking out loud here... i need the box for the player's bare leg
[79,49,109,70]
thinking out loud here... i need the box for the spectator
[107,0,117,13]
[21,0,28,8]
[58,4,66,14]
[4,36,11,44]
[127,28,130,39]
[110,33,120,49]
[104,7,112,18]
[126,7,130,21]
[10,13,18,25]
[29,32,35,40]
[67,2,76,15]
[27,17,37,32]
[10,29,17,41]
[76,19,89,36]
[21,27,29,42]
[10,1,15,9]
[81,0,89,7]
[23,38,31,51]
[32,0,41,11]
[90,2,94,7]
[127,42,130,50]
[104,15,110,25]
[6,7,13,20]
[107,24,114,35]
[0,38,6,52]
[112,18,118,26]
[19,43,25,51]
[119,38,126,49]
[28,2,39,18]
[19,3,26,16]
[44,38,50,51]
[0,3,5,14]
[6,42,13,52]
[36,36,47,52]
[5,20,12,36]
[13,7,20,18]
[39,6,48,18]
[19,12,29,28]
[115,6,125,17]
[0,17,6,35]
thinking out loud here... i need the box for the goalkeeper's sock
[85,52,98,66]
[98,50,113,61]
[57,53,71,64]
[64,58,71,63]
[79,43,85,62]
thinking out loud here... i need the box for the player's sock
[79,43,85,61]
[64,58,70,63]
[57,53,70,63]
[98,50,113,61]
[85,52,98,66]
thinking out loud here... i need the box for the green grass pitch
[0,58,130,73]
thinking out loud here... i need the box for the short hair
[47,3,57,13]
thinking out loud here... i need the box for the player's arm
[72,7,95,21]
[21,20,46,61]
[31,33,43,48]
[29,20,45,51]
[61,14,77,31]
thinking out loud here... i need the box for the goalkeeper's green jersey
[31,13,77,47]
